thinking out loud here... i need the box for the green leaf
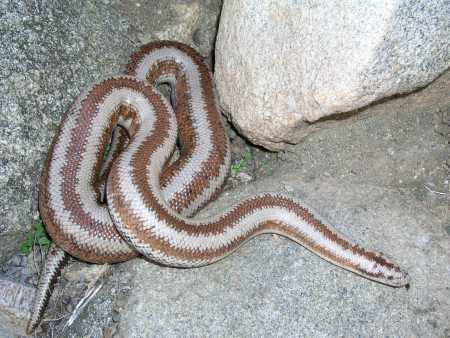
[38,237,50,246]
[19,218,52,253]
[20,243,31,255]
[35,222,45,232]
[231,150,253,175]
[26,232,34,242]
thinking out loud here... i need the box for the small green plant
[20,219,51,255]
[231,150,252,175]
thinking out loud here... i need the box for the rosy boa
[27,41,409,333]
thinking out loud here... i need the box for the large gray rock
[0,0,221,265]
[215,0,450,150]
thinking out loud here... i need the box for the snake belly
[28,41,409,334]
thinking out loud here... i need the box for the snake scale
[27,41,409,334]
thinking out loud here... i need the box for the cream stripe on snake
[133,47,217,202]
[28,41,408,334]
[104,78,408,279]
[28,41,231,333]
[126,44,231,216]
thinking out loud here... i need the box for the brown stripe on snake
[29,41,408,335]
[143,62,202,191]
[39,116,132,264]
[41,79,139,263]
[105,56,409,285]
[126,41,231,216]
[30,43,232,333]
[140,61,205,212]
[110,145,406,283]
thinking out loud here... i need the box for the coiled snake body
[27,41,409,333]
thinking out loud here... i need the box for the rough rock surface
[215,0,450,150]
[2,1,450,337]
[0,276,35,337]
[36,69,450,338]
[0,0,221,265]
[113,0,222,59]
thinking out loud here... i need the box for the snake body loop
[27,41,408,334]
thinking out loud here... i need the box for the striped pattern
[28,41,408,334]
[126,41,231,216]
[27,244,68,334]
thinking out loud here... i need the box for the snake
[27,41,409,334]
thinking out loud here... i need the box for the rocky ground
[28,68,448,338]
[1,1,449,337]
